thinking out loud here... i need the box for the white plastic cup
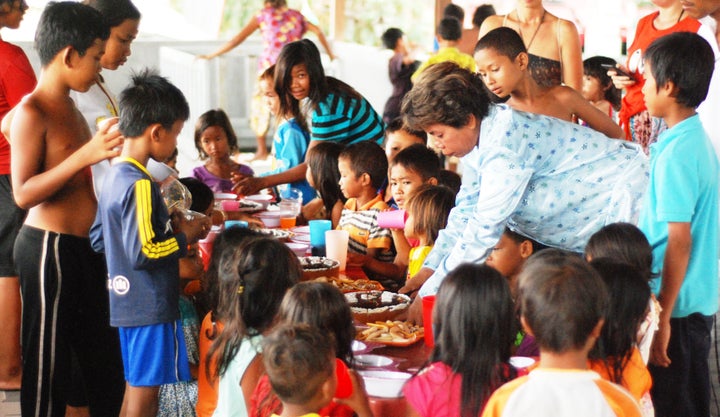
[325,230,349,271]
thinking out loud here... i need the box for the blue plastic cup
[309,220,332,256]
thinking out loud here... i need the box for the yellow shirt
[407,245,432,281]
[412,46,477,82]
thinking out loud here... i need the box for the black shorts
[0,175,25,276]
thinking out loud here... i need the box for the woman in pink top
[198,0,334,160]
[403,264,518,417]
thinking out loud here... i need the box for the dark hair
[179,177,214,214]
[431,263,516,417]
[306,141,347,217]
[210,237,301,378]
[644,31,714,108]
[583,56,622,111]
[35,1,109,66]
[338,141,388,190]
[265,0,287,7]
[278,282,355,365]
[405,184,455,245]
[475,27,526,58]
[202,227,263,323]
[381,27,404,50]
[384,117,428,144]
[584,222,654,281]
[275,39,362,121]
[118,69,189,137]
[0,0,28,15]
[472,4,496,28]
[403,62,490,130]
[262,323,335,405]
[517,249,608,353]
[437,170,461,195]
[588,258,650,385]
[438,17,462,41]
[84,0,140,28]
[503,227,548,254]
[443,3,464,21]
[390,144,441,182]
[193,109,240,159]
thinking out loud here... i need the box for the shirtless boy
[4,2,125,416]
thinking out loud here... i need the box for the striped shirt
[312,92,385,146]
[337,195,394,262]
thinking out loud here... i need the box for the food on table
[299,256,340,281]
[314,276,384,293]
[345,291,411,323]
[357,320,424,344]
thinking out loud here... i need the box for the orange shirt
[588,347,651,402]
[197,313,224,417]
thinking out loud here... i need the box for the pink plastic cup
[376,209,407,229]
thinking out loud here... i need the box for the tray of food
[356,320,424,347]
[314,276,384,293]
[345,291,411,323]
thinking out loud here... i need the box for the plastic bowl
[285,241,309,257]
[291,225,310,235]
[352,340,368,354]
[359,370,412,398]
[355,354,394,368]
[255,210,295,228]
[509,356,536,370]
[244,194,273,210]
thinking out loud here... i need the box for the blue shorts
[119,320,191,387]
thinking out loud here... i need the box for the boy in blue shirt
[91,71,209,417]
[637,32,718,417]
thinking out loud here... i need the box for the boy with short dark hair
[337,141,393,263]
[262,324,337,417]
[482,250,642,417]
[383,117,427,161]
[412,17,476,82]
[636,32,718,417]
[90,70,209,417]
[6,2,125,415]
[381,28,419,124]
[389,144,441,210]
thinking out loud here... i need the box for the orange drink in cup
[279,216,297,229]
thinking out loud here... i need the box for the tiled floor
[0,390,20,417]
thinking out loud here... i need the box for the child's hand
[335,369,373,417]
[83,117,123,164]
[233,175,265,197]
[608,65,635,90]
[172,211,212,244]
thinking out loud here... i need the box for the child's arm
[241,354,265,415]
[10,107,122,208]
[650,221,691,367]
[233,162,307,196]
[558,87,624,139]
[336,369,373,417]
[306,21,335,61]
[197,18,259,60]
[392,229,411,264]
[348,251,407,281]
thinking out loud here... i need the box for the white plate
[214,192,237,200]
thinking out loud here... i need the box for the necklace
[516,10,546,51]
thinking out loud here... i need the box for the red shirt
[0,39,36,175]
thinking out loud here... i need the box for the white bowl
[355,354,394,368]
[284,241,309,257]
[359,370,412,398]
[244,194,273,210]
[509,356,536,370]
[352,340,367,353]
[291,225,310,235]
[254,210,295,228]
